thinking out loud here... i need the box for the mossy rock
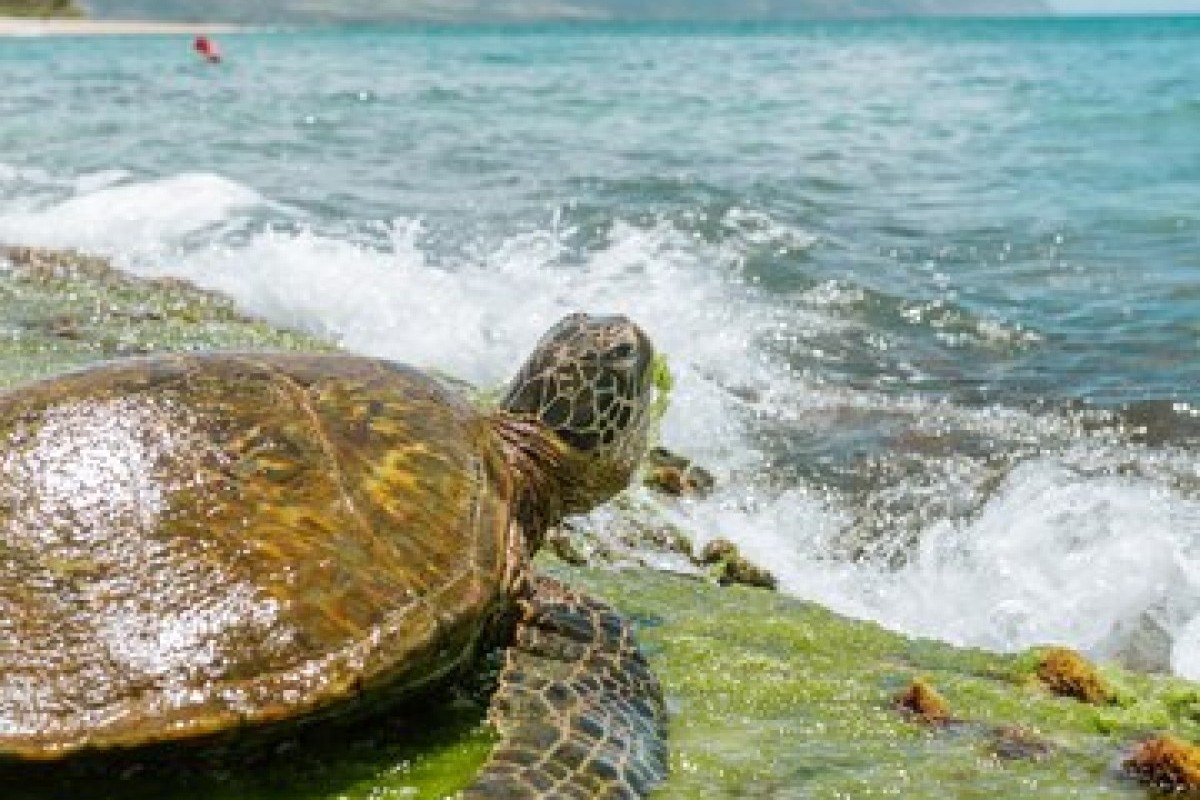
[0,246,333,389]
[558,565,1200,799]
[4,247,1200,799]
[642,446,716,498]
[1123,735,1200,795]
[1028,646,1120,706]
[893,677,955,725]
[699,537,778,590]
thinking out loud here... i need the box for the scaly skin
[463,577,668,799]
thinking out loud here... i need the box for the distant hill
[0,0,82,17]
[79,0,1052,24]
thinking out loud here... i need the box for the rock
[642,447,715,498]
[698,538,778,590]
[617,519,695,560]
[44,314,84,340]
[1034,646,1115,705]
[717,556,778,590]
[0,246,333,390]
[893,678,952,725]
[699,538,739,565]
[1123,735,1200,794]
[987,725,1056,762]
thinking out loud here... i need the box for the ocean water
[1,18,1198,675]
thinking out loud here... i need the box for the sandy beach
[0,17,242,36]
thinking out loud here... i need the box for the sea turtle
[0,313,668,798]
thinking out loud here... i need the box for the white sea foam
[3,170,1200,678]
[0,171,771,470]
[725,459,1200,672]
[0,172,263,254]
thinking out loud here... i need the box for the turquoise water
[1,18,1198,673]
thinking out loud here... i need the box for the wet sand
[0,17,242,36]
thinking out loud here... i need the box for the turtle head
[502,313,656,515]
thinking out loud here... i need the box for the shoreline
[0,17,243,36]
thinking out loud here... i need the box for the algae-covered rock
[699,537,740,564]
[538,495,704,576]
[988,724,1057,762]
[0,245,333,388]
[894,677,954,725]
[5,246,1200,799]
[1123,734,1200,795]
[1030,646,1119,705]
[642,446,716,498]
[558,565,1200,799]
[698,536,779,590]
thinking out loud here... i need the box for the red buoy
[193,35,222,64]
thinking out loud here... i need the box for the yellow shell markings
[230,359,418,640]
[292,361,504,616]
[209,354,508,697]
[0,352,512,757]
[254,356,511,708]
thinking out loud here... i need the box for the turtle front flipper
[462,577,668,799]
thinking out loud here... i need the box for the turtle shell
[0,352,517,759]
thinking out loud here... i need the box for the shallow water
[1,17,1198,676]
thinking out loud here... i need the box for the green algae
[2,246,1198,799]
[0,246,333,388]
[549,563,1200,799]
[0,704,492,800]
[649,352,674,430]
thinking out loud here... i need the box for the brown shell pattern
[0,352,515,759]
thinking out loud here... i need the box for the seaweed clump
[1123,735,1200,794]
[1034,646,1115,705]
[893,678,953,726]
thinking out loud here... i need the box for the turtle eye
[607,343,635,360]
